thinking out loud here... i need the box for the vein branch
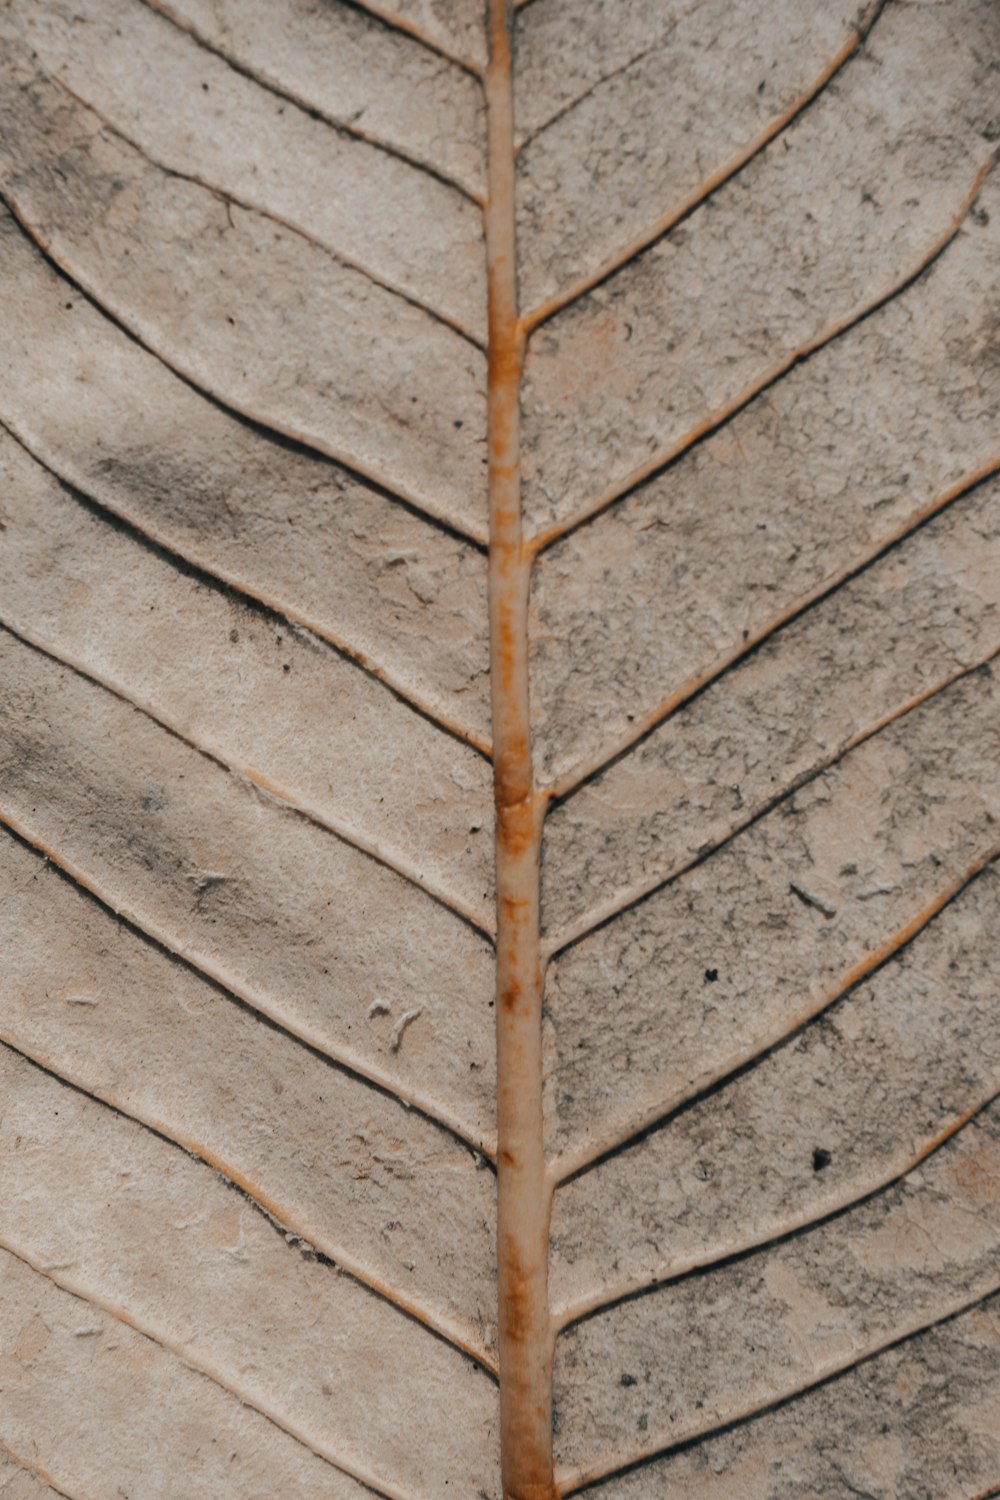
[544,645,1000,960]
[0,1436,79,1500]
[336,0,485,75]
[0,1234,412,1500]
[554,1284,1000,1495]
[0,619,495,937]
[551,850,1000,1197]
[0,813,495,1161]
[0,414,491,756]
[143,0,489,161]
[528,151,995,555]
[547,456,1000,805]
[45,68,485,349]
[0,191,491,549]
[0,1028,495,1373]
[556,1087,1000,1329]
[518,1,884,336]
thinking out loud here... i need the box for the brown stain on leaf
[500,974,521,1013]
[500,1238,532,1345]
[948,1140,1000,1204]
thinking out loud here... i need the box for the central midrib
[483,2,557,1496]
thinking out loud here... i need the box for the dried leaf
[0,2,998,1497]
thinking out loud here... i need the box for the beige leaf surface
[0,1,997,1497]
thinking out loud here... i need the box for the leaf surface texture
[0,1,997,1496]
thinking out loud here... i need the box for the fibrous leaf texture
[0,0,998,1495]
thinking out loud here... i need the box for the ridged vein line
[0,616,493,935]
[0,1027,495,1373]
[556,1080,1000,1331]
[555,1283,1000,1494]
[547,456,1000,806]
[551,847,1000,1191]
[0,1436,78,1500]
[0,190,490,549]
[45,67,485,348]
[544,646,1000,961]
[144,0,486,94]
[0,1237,409,1500]
[518,1,883,332]
[528,151,997,554]
[0,413,492,757]
[0,809,495,1165]
[327,0,485,74]
[0,619,494,937]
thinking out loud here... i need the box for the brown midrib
[483,2,557,1496]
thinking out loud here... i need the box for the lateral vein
[0,415,492,756]
[140,0,488,189]
[527,152,995,553]
[543,646,1000,960]
[518,2,884,334]
[0,617,496,937]
[0,1032,497,1374]
[0,191,492,549]
[0,1236,414,1500]
[43,68,486,349]
[546,455,1000,804]
[0,810,497,1161]
[555,1284,1000,1495]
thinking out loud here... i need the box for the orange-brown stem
[484,2,556,1495]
